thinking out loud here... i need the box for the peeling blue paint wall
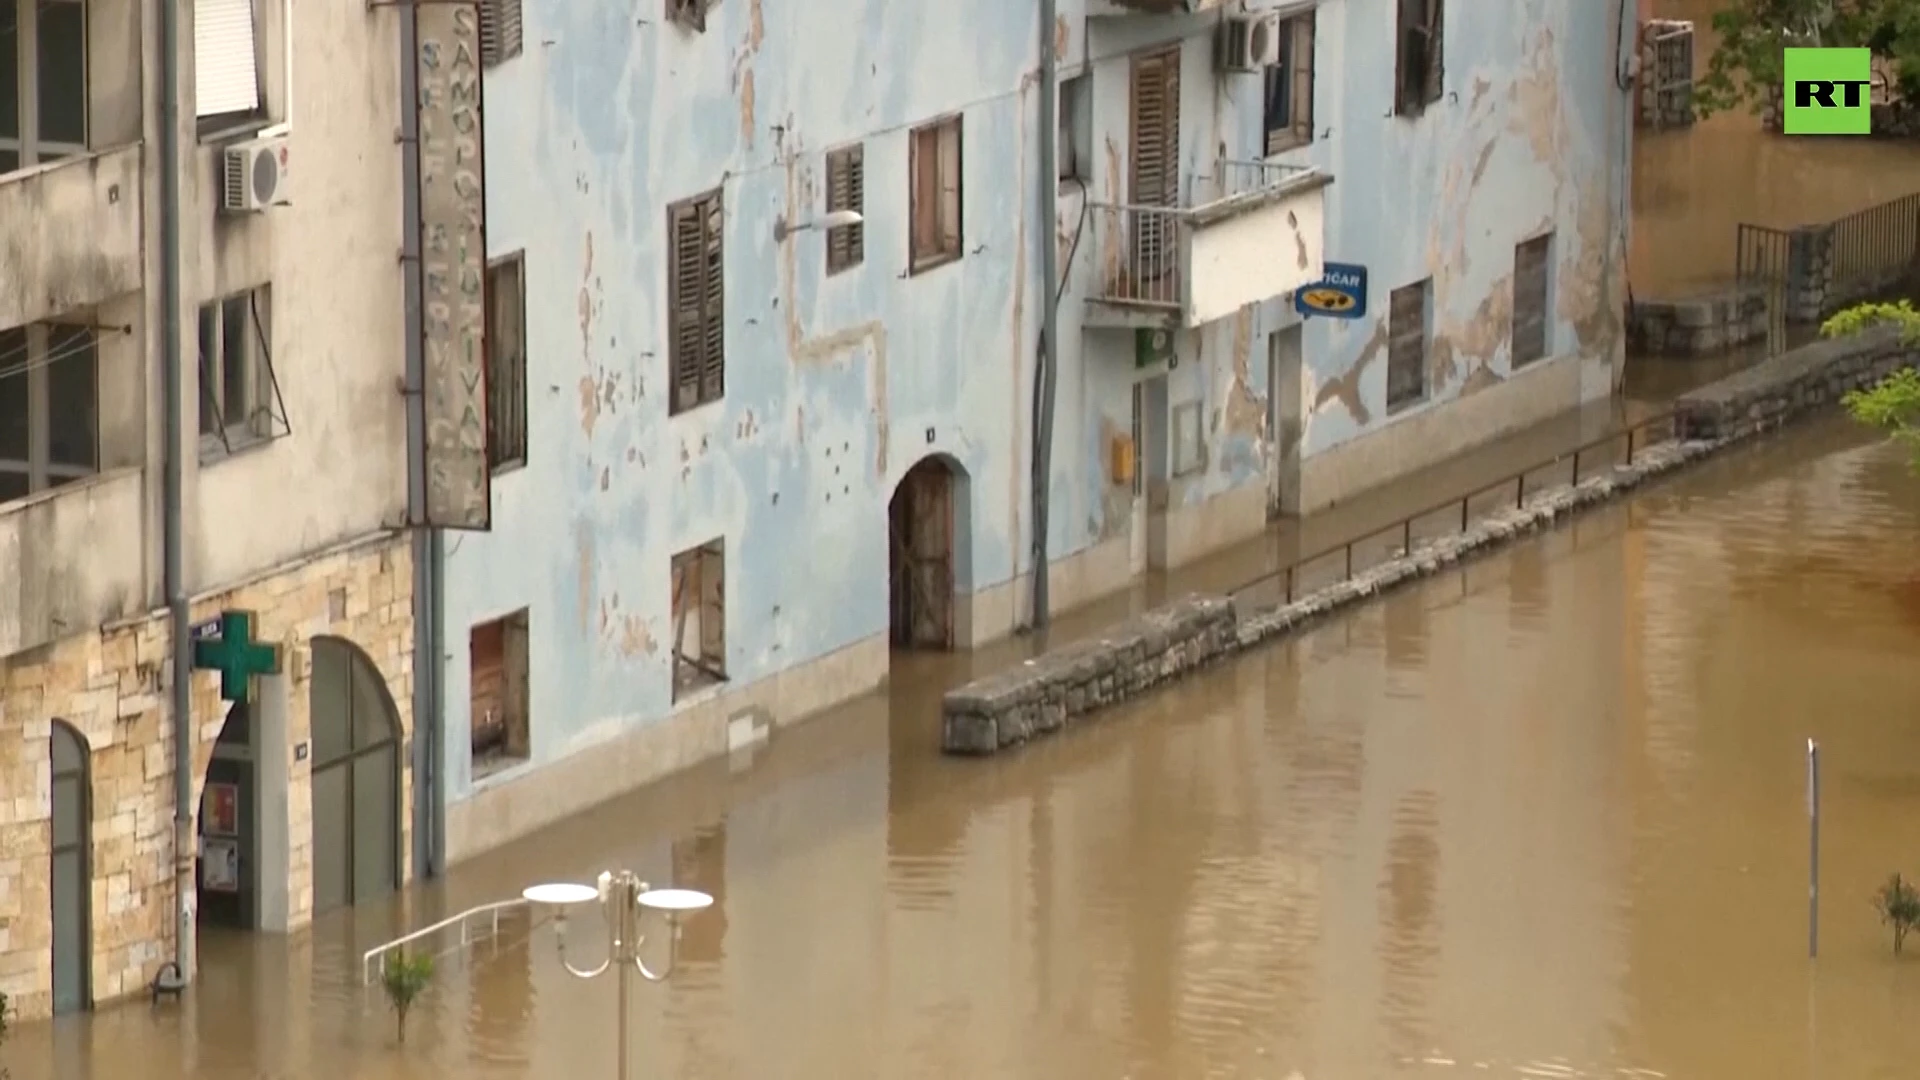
[439,0,1631,804]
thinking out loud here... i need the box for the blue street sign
[1294,263,1367,319]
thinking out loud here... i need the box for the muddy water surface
[12,419,1920,1079]
[1632,0,1920,296]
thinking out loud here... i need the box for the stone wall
[0,531,414,1020]
[941,329,1920,757]
[1675,324,1911,441]
[1627,287,1767,356]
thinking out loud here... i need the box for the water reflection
[16,415,1920,1078]
[1632,0,1920,296]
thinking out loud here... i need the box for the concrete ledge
[1626,286,1767,357]
[940,328,1919,756]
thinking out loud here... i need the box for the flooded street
[11,415,1920,1078]
[1631,0,1920,296]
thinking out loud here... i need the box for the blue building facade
[440,0,1633,857]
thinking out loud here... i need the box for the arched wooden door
[889,458,957,649]
[51,720,91,1013]
[308,637,401,914]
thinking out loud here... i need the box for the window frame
[478,0,524,69]
[1,0,92,175]
[468,607,531,776]
[1510,232,1553,369]
[670,539,727,701]
[908,114,964,274]
[1262,11,1316,156]
[196,283,282,458]
[0,319,100,504]
[824,142,865,275]
[485,252,528,472]
[1385,279,1430,414]
[1394,0,1445,117]
[666,187,726,416]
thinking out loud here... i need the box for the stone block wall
[1626,287,1768,355]
[1674,324,1913,441]
[943,325,1919,758]
[0,531,413,1020]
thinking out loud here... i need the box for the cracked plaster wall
[440,0,1054,797]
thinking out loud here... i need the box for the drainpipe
[1029,0,1061,630]
[398,0,442,876]
[160,0,194,984]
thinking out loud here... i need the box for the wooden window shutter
[826,145,864,272]
[1423,0,1444,103]
[700,196,725,402]
[939,121,962,252]
[1291,15,1316,140]
[669,203,706,412]
[480,0,524,68]
[698,551,724,664]
[1129,48,1179,207]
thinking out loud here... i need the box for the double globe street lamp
[522,870,714,1080]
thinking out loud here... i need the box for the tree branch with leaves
[1693,0,1920,119]
[1821,301,1920,468]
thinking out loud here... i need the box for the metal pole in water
[1807,737,1820,960]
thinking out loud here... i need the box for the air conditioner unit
[1218,12,1283,74]
[221,134,290,213]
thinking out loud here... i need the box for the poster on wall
[202,838,240,893]
[206,782,239,837]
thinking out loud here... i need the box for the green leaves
[1693,1,1920,118]
[1823,302,1920,470]
[1876,872,1920,953]
[380,951,435,1045]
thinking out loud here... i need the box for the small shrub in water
[1874,872,1920,954]
[381,952,435,1045]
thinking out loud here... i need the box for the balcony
[1086,0,1228,15]
[0,466,146,657]
[1085,161,1331,330]
[0,144,144,330]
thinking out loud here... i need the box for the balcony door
[0,0,91,175]
[1128,45,1181,297]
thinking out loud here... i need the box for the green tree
[1876,872,1920,953]
[1821,301,1920,468]
[0,988,10,1079]
[1693,0,1920,119]
[380,952,435,1045]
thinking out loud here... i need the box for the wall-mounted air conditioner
[222,133,290,214]
[1217,12,1282,74]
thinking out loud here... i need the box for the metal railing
[1827,191,1920,300]
[1206,158,1315,202]
[1089,202,1186,307]
[1226,411,1680,607]
[360,897,538,985]
[1736,222,1791,354]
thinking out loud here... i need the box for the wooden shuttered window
[908,118,962,271]
[1129,46,1181,288]
[668,190,725,415]
[1510,233,1553,368]
[479,0,525,68]
[1395,0,1444,115]
[1263,14,1316,155]
[1386,281,1430,411]
[826,144,865,274]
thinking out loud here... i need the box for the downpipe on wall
[1028,0,1062,631]
[397,0,445,877]
[158,0,195,991]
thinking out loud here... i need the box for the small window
[0,322,99,503]
[194,0,262,120]
[671,540,727,701]
[908,115,964,272]
[1262,12,1316,154]
[469,608,530,776]
[825,143,865,275]
[1385,279,1430,413]
[485,253,528,470]
[1059,73,1092,182]
[665,0,712,31]
[197,284,285,455]
[479,0,525,68]
[667,188,725,414]
[1394,0,1444,116]
[1511,233,1553,368]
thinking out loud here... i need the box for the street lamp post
[523,871,714,1080]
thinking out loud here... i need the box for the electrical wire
[0,330,102,385]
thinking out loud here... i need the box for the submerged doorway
[309,637,401,914]
[51,720,91,1014]
[889,455,968,649]
[197,703,259,929]
[1268,325,1304,519]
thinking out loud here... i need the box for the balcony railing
[1086,161,1330,327]
[1086,0,1227,15]
[0,143,145,329]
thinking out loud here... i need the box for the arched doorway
[309,637,401,914]
[888,455,969,649]
[50,720,91,1013]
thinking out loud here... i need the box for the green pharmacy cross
[192,610,281,703]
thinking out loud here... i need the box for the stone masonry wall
[0,531,413,1020]
[1627,287,1768,356]
[941,330,1920,756]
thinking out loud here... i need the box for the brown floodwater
[1631,0,1920,297]
[11,413,1920,1079]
